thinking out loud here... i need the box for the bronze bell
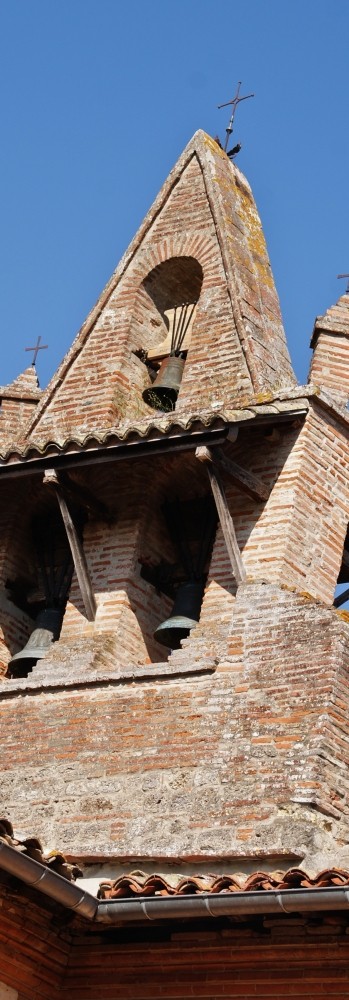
[7,608,63,679]
[143,355,185,412]
[154,580,204,650]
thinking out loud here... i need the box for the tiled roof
[0,818,82,882]
[0,388,313,465]
[97,867,349,899]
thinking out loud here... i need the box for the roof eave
[0,403,310,477]
[0,840,348,926]
[96,886,349,923]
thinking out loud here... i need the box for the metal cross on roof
[24,335,48,365]
[218,81,254,151]
[337,274,349,294]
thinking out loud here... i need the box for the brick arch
[119,230,220,300]
[143,256,203,311]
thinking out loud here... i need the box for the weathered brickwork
[0,888,71,1000]
[310,293,349,403]
[65,919,349,1000]
[2,887,349,1000]
[0,131,295,460]
[1,396,348,677]
[1,128,349,897]
[1,585,349,871]
[0,367,41,455]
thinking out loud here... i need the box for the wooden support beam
[215,447,269,502]
[43,469,96,622]
[196,446,246,585]
[58,470,111,522]
[334,585,349,609]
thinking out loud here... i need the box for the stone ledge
[0,658,217,698]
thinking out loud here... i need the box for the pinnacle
[311,293,349,345]
[0,364,42,399]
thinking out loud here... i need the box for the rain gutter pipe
[96,886,349,923]
[1,841,349,924]
[0,840,97,920]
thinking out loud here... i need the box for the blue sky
[0,0,348,389]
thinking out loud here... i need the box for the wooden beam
[334,585,349,609]
[58,470,111,522]
[43,469,96,621]
[196,446,246,585]
[214,447,269,502]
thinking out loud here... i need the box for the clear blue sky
[0,0,348,389]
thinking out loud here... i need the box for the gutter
[0,840,97,920]
[96,887,349,923]
[1,841,349,924]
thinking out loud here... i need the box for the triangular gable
[23,131,296,451]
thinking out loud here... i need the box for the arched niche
[131,256,203,359]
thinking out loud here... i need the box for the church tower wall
[0,131,349,884]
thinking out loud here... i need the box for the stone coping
[0,658,217,698]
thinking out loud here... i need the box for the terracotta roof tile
[0,389,312,465]
[0,818,82,882]
[97,866,349,899]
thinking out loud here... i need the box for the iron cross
[337,274,349,294]
[25,335,48,365]
[218,81,254,151]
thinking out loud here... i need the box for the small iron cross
[25,335,48,365]
[338,274,349,294]
[218,81,254,151]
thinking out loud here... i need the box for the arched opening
[133,257,203,413]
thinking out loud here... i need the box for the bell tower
[0,132,349,876]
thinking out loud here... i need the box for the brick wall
[1,891,349,999]
[0,888,71,1000]
[25,132,295,453]
[0,367,41,457]
[310,332,349,404]
[1,400,349,865]
[65,915,349,999]
[2,584,349,867]
[4,397,349,677]
[309,293,349,404]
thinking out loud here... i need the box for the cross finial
[24,335,48,366]
[337,274,349,294]
[218,81,254,151]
